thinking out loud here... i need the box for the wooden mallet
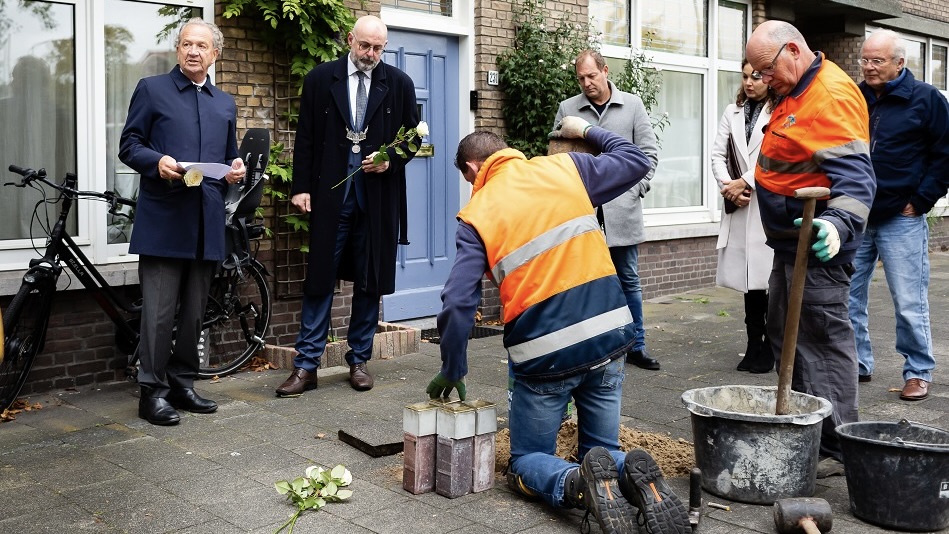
[774,497,833,534]
[775,186,830,416]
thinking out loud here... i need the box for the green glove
[794,217,840,262]
[426,373,467,401]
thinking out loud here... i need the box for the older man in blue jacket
[119,17,245,425]
[849,29,949,400]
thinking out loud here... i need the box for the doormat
[420,326,503,344]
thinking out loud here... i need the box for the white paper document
[179,162,231,180]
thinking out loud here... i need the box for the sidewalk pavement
[2,252,947,534]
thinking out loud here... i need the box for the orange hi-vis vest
[458,148,633,379]
[756,59,870,197]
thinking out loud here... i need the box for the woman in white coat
[711,60,778,373]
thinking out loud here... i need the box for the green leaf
[275,480,292,494]
[394,147,406,158]
[321,481,338,496]
[407,143,418,152]
[336,489,353,500]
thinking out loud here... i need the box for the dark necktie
[355,71,367,129]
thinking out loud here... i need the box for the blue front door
[381,31,460,321]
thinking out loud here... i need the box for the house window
[105,1,201,245]
[717,0,746,61]
[0,2,77,242]
[933,44,947,91]
[642,0,708,56]
[381,0,452,16]
[592,0,630,46]
[0,0,211,272]
[591,0,749,225]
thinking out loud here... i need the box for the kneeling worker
[427,117,690,534]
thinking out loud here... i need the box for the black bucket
[837,419,949,531]
[681,385,832,504]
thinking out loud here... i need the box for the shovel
[775,186,831,416]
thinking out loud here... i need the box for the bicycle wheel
[1,276,55,412]
[197,262,271,378]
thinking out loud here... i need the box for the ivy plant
[274,464,353,534]
[496,0,590,158]
[612,33,670,134]
[221,0,354,87]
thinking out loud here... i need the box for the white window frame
[596,0,751,235]
[0,0,214,274]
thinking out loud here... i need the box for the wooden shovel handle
[775,187,830,415]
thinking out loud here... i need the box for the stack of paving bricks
[402,399,497,497]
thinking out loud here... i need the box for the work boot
[620,449,690,534]
[506,471,540,501]
[562,467,585,509]
[816,457,845,478]
[579,447,638,533]
[138,386,180,426]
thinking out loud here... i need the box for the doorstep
[263,322,421,369]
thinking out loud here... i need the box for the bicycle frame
[21,172,141,356]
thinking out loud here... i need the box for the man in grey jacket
[554,49,661,370]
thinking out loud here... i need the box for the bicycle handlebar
[6,164,136,211]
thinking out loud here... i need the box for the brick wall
[900,0,949,22]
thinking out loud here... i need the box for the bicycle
[1,129,272,412]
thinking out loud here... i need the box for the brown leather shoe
[349,363,374,391]
[900,378,929,401]
[275,368,317,397]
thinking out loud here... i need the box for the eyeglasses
[749,71,763,80]
[356,41,385,54]
[753,42,788,78]
[858,58,891,67]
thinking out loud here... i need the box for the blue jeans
[848,214,933,382]
[508,357,627,508]
[294,192,378,370]
[610,245,645,351]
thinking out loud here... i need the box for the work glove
[426,373,467,401]
[794,217,840,262]
[549,116,593,139]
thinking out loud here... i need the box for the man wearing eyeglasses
[849,29,949,401]
[279,15,419,396]
[746,20,876,478]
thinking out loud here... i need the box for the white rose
[414,121,430,138]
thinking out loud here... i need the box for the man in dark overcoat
[277,15,419,395]
[119,17,246,425]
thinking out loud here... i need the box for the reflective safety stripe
[507,306,633,363]
[490,215,600,285]
[828,194,870,220]
[759,154,820,175]
[814,140,869,164]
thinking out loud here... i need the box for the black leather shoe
[167,388,218,414]
[139,388,180,426]
[627,349,661,370]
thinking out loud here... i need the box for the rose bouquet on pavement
[332,120,429,189]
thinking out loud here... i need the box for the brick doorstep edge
[263,322,422,370]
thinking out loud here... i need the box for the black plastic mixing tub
[837,419,949,531]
